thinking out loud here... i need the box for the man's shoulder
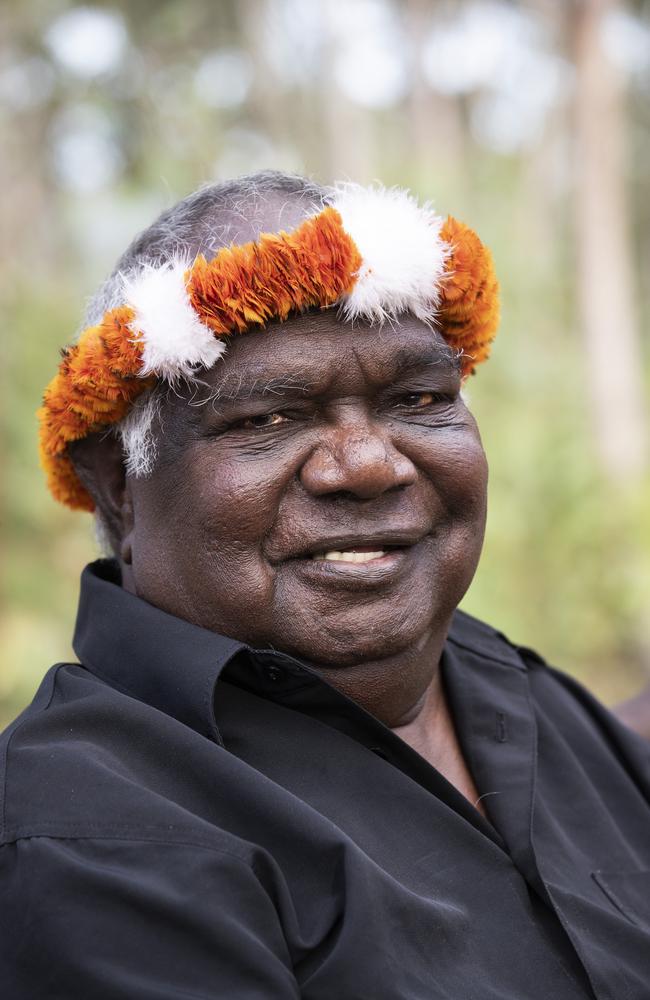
[449,607,593,687]
[450,608,650,780]
[447,607,575,705]
[450,606,622,715]
[448,607,535,670]
[0,662,235,852]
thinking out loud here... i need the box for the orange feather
[38,209,499,510]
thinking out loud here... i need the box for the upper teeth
[313,550,386,563]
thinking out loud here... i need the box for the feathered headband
[38,184,500,512]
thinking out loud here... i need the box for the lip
[276,529,431,563]
[275,531,432,590]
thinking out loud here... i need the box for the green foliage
[1,0,649,727]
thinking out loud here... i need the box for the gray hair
[81,170,330,481]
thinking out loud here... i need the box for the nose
[300,419,417,500]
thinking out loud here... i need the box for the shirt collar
[73,559,247,742]
[447,609,527,672]
[73,561,527,745]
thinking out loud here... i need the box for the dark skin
[76,311,490,813]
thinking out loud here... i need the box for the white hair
[79,171,465,551]
[118,386,166,477]
[80,171,330,484]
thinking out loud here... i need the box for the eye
[240,411,289,429]
[401,391,439,408]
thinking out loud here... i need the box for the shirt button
[264,665,285,683]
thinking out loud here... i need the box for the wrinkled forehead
[185,310,460,405]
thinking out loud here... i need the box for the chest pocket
[591,870,650,933]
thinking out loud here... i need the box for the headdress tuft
[38,183,500,511]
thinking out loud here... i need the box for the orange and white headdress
[38,184,500,512]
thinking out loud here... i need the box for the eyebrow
[207,344,459,406]
[209,372,318,405]
[392,345,460,376]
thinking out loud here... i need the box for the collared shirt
[1,559,649,999]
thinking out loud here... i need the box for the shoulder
[449,608,650,787]
[0,662,249,857]
[0,823,295,998]
[448,607,529,669]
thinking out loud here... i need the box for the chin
[266,534,475,668]
[276,600,443,669]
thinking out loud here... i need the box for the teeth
[313,549,386,563]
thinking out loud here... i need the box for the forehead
[196,310,459,400]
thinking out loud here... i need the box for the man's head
[43,170,497,704]
[78,170,331,520]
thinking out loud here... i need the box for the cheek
[126,443,290,623]
[406,424,488,519]
[443,438,488,521]
[187,445,288,553]
[414,431,488,579]
[441,440,488,581]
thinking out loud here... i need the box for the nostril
[300,432,417,500]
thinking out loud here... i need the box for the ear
[68,432,134,561]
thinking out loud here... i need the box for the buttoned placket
[222,646,509,854]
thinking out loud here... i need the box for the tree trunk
[403,0,467,191]
[572,0,648,484]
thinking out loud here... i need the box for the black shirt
[1,559,649,999]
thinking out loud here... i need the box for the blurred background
[1,0,649,727]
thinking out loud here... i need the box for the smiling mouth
[280,534,432,588]
[273,530,432,579]
[311,547,394,564]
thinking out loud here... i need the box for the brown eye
[243,412,289,429]
[403,392,436,407]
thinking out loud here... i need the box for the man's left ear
[68,432,132,557]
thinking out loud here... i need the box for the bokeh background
[1,0,649,727]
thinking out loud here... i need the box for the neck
[308,627,447,729]
[391,672,452,758]
[305,624,487,816]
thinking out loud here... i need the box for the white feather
[122,259,226,381]
[330,183,450,324]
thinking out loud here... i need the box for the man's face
[124,311,488,668]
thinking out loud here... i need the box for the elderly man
[1,171,649,999]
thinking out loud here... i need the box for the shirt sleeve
[0,835,301,1000]
[527,653,650,800]
[555,667,650,797]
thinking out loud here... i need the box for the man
[1,171,649,998]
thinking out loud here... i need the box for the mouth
[310,546,399,565]
[277,530,432,586]
[284,529,428,563]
